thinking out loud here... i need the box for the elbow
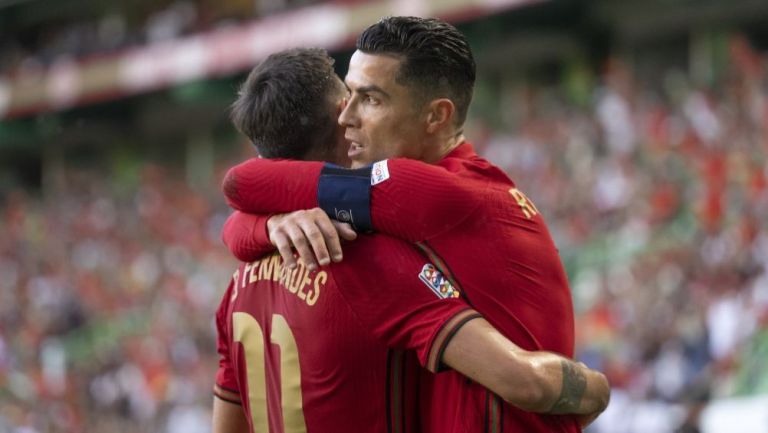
[221,217,259,263]
[222,168,242,210]
[227,237,260,263]
[229,244,256,263]
[589,370,611,414]
[503,384,550,414]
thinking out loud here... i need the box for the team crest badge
[419,264,460,299]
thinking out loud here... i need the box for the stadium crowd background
[1,1,767,432]
[0,0,330,73]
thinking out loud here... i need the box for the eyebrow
[350,84,390,98]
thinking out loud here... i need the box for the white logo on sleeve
[371,160,390,185]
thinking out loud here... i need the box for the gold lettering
[509,188,539,219]
[296,270,313,301]
[249,259,260,284]
[271,255,282,281]
[259,254,276,281]
[279,265,292,288]
[286,267,296,293]
[259,257,272,280]
[242,263,252,287]
[231,269,240,301]
[307,272,325,306]
[288,265,305,294]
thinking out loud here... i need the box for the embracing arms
[444,317,609,423]
[221,157,484,264]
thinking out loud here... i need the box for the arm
[443,318,609,421]
[222,211,273,262]
[222,158,484,242]
[222,209,357,268]
[212,398,249,433]
[222,158,322,213]
[329,236,609,419]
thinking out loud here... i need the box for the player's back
[218,146,585,432]
[217,251,395,433]
[430,154,574,355]
[418,146,580,432]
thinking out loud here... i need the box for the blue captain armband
[317,163,373,232]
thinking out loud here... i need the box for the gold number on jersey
[233,312,268,431]
[233,312,307,433]
[509,188,540,219]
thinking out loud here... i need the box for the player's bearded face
[339,51,428,168]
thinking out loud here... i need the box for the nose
[338,97,359,128]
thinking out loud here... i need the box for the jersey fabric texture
[221,143,580,433]
[215,234,479,433]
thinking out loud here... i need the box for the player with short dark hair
[230,47,346,162]
[356,16,475,127]
[214,46,609,433]
[221,17,608,432]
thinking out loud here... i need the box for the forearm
[212,397,249,433]
[223,158,482,241]
[442,318,609,415]
[521,352,610,415]
[222,211,274,262]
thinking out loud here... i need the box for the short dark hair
[357,16,476,126]
[230,48,342,159]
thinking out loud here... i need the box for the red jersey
[215,234,479,433]
[221,143,580,433]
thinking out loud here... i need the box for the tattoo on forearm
[550,360,587,414]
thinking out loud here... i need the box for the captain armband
[317,163,373,232]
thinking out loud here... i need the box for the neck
[422,132,465,164]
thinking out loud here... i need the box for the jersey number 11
[233,312,307,433]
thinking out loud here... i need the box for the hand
[267,208,357,271]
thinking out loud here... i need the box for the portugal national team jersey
[221,143,581,433]
[214,234,479,433]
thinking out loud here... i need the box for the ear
[425,98,455,134]
[336,96,348,115]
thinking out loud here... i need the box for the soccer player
[213,48,609,433]
[221,18,606,432]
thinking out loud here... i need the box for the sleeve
[367,158,485,241]
[222,158,322,212]
[329,234,482,372]
[213,281,243,405]
[223,157,485,242]
[222,211,275,262]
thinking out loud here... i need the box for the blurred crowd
[0,0,324,74]
[471,36,768,432]
[1,29,768,433]
[0,0,386,75]
[0,166,236,432]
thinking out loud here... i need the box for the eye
[363,95,379,105]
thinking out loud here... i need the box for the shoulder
[340,233,419,259]
[328,234,426,284]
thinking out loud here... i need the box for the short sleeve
[329,234,481,372]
